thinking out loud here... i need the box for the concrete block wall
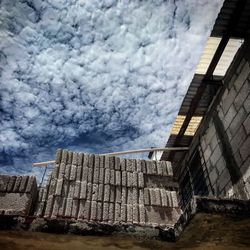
[184,37,250,201]
[0,175,37,216]
[35,149,182,227]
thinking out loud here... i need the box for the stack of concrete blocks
[36,149,182,227]
[197,38,250,200]
[0,175,37,216]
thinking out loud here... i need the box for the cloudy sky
[0,0,223,178]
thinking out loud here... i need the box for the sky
[0,0,223,179]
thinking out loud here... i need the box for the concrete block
[156,161,163,175]
[58,197,66,217]
[115,203,121,222]
[127,204,133,223]
[109,156,115,170]
[19,176,28,193]
[122,171,127,186]
[51,196,60,218]
[90,201,97,221]
[139,205,145,225]
[104,184,110,202]
[102,202,109,221]
[92,184,98,201]
[97,201,102,221]
[210,145,222,166]
[170,191,178,207]
[55,179,63,196]
[58,163,66,179]
[83,200,91,220]
[108,203,114,223]
[0,175,10,192]
[87,167,93,183]
[6,176,16,192]
[132,188,138,204]
[222,86,237,114]
[98,168,104,184]
[68,182,75,198]
[120,159,126,171]
[216,157,226,175]
[44,195,54,218]
[110,186,115,203]
[77,200,85,219]
[127,172,133,187]
[167,161,173,176]
[104,156,110,169]
[71,199,79,218]
[144,188,150,205]
[138,172,144,188]
[230,125,246,154]
[136,159,143,172]
[115,171,121,186]
[83,154,89,168]
[240,135,250,162]
[93,156,100,184]
[132,172,138,187]
[61,150,68,164]
[139,189,144,204]
[80,181,87,199]
[110,170,115,185]
[127,188,133,204]
[69,165,76,181]
[243,113,250,134]
[115,157,120,170]
[126,159,135,172]
[51,164,59,179]
[26,176,37,195]
[55,149,62,164]
[132,204,139,224]
[86,183,92,200]
[151,161,157,175]
[160,189,168,207]
[223,104,237,130]
[97,184,104,201]
[99,156,105,168]
[121,187,127,204]
[77,153,83,166]
[67,152,73,165]
[154,189,161,206]
[146,161,152,174]
[65,198,73,217]
[82,167,88,182]
[115,187,121,203]
[64,164,71,180]
[162,162,168,176]
[88,154,94,168]
[104,169,110,184]
[72,152,78,165]
[121,204,126,222]
[229,107,247,136]
[149,189,156,205]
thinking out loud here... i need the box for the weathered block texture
[0,175,37,216]
[40,149,181,228]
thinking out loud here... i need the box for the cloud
[0,0,223,179]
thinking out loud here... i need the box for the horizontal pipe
[32,147,189,167]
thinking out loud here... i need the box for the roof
[160,0,250,165]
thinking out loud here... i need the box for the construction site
[0,0,250,249]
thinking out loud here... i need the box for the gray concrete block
[108,203,114,223]
[170,191,178,207]
[144,188,150,205]
[83,154,89,168]
[109,156,115,170]
[132,204,139,224]
[88,154,94,169]
[26,176,37,195]
[77,153,83,166]
[98,168,104,184]
[76,165,82,181]
[6,176,16,193]
[61,150,68,164]
[71,199,79,218]
[121,204,126,222]
[162,162,168,176]
[82,167,88,182]
[51,196,60,218]
[115,171,121,186]
[68,182,75,198]
[51,164,59,179]
[97,201,102,221]
[156,161,163,175]
[110,186,115,203]
[104,169,110,184]
[222,86,237,114]
[127,172,133,187]
[86,183,92,200]
[121,171,127,186]
[87,167,93,183]
[239,135,250,162]
[67,151,73,164]
[151,161,157,175]
[58,163,66,179]
[229,107,247,136]
[90,201,97,221]
[139,205,145,225]
[160,189,169,207]
[99,156,105,168]
[19,176,28,193]
[139,189,144,205]
[69,165,77,181]
[73,181,81,199]
[58,197,66,217]
[146,161,152,174]
[55,179,63,196]
[115,203,121,222]
[127,188,133,204]
[167,161,173,176]
[127,204,133,223]
[136,159,143,172]
[154,189,161,206]
[55,149,62,164]
[120,159,126,171]
[72,152,78,165]
[104,184,110,202]
[92,184,98,201]
[104,156,110,169]
[102,202,109,221]
[115,187,121,203]
[115,157,120,170]
[138,172,144,188]
[64,164,71,180]
[121,187,127,204]
[110,170,115,185]
[93,155,100,184]
[83,200,91,220]
[44,195,54,218]
[80,181,87,199]
[223,104,237,130]
[97,184,104,201]
[77,200,85,219]
[126,159,135,172]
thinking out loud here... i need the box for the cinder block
[108,203,114,223]
[82,167,88,182]
[97,201,102,221]
[52,164,59,179]
[71,199,79,218]
[166,162,173,176]
[55,179,63,196]
[97,184,104,201]
[80,181,87,199]
[170,191,178,207]
[6,176,16,192]
[154,189,161,206]
[121,187,127,204]
[136,159,143,172]
[104,169,110,184]
[58,197,66,217]
[90,201,97,221]
[69,165,76,181]
[110,170,115,185]
[58,163,66,179]
[86,183,92,200]
[83,200,91,220]
[109,157,115,170]
[77,153,83,166]
[67,152,73,165]
[139,205,145,225]
[132,204,139,224]
[132,172,138,187]
[68,182,75,198]
[98,168,104,184]
[115,187,121,203]
[143,188,150,205]
[44,195,54,218]
[88,154,94,168]
[102,202,109,221]
[61,150,68,164]
[121,171,127,186]
[127,188,133,204]
[104,184,110,202]
[139,189,144,204]
[127,204,133,223]
[104,156,110,169]
[19,176,28,193]
[72,152,78,165]
[93,156,100,184]
[156,162,163,175]
[77,200,85,219]
[146,161,152,174]
[99,156,105,168]
[115,157,120,170]
[64,164,71,180]
[55,149,62,164]
[160,189,168,207]
[65,198,73,217]
[162,162,168,176]
[229,107,247,136]
[110,186,115,202]
[83,154,89,168]
[87,167,93,183]
[120,159,126,171]
[151,161,157,175]
[115,171,121,186]
[92,184,98,201]
[51,196,60,218]
[115,203,121,222]
[132,188,138,204]
[127,172,133,187]
[121,204,126,222]
[138,172,144,188]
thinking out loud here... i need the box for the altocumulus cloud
[0,0,223,177]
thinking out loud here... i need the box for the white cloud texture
[0,0,223,177]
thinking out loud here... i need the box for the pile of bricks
[0,175,37,216]
[35,149,181,227]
